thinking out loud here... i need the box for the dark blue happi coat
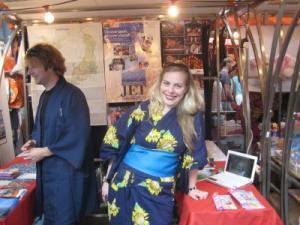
[31,77,98,225]
[100,101,208,225]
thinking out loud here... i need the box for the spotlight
[168,4,179,17]
[44,6,55,24]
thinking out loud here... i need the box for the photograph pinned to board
[184,20,202,55]
[161,19,204,74]
[0,110,7,145]
[103,21,162,103]
[107,104,133,125]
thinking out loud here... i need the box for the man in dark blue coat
[20,43,99,225]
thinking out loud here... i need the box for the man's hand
[20,140,36,152]
[19,147,53,163]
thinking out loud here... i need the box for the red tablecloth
[0,157,36,225]
[176,161,284,225]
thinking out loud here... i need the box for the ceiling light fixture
[168,1,179,17]
[44,6,55,24]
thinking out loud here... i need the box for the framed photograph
[161,21,184,36]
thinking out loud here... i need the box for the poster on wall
[27,23,107,125]
[103,21,162,103]
[161,20,203,74]
[0,110,6,145]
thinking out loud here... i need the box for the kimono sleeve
[47,89,90,169]
[181,112,208,171]
[99,103,146,161]
[176,112,208,193]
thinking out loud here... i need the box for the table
[0,157,36,225]
[176,162,284,225]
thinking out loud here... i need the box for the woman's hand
[101,181,109,202]
[188,188,208,200]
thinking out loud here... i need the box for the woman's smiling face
[160,71,187,109]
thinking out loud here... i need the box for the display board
[27,22,107,125]
[103,20,162,103]
[161,19,204,74]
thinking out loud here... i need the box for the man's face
[27,57,52,86]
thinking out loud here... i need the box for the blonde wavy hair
[148,63,205,151]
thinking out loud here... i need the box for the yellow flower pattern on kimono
[145,128,162,143]
[157,131,177,152]
[182,154,196,169]
[111,170,131,191]
[103,126,119,149]
[151,112,162,126]
[108,198,120,220]
[132,203,150,225]
[139,179,162,195]
[128,106,145,127]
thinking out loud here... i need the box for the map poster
[0,110,6,145]
[103,21,162,103]
[27,22,107,125]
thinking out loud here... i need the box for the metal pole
[216,15,221,147]
[260,0,286,199]
[280,39,300,225]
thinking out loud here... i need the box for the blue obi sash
[123,144,179,178]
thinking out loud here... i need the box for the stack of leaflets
[0,198,18,217]
[8,163,36,174]
[0,188,27,198]
[212,194,237,211]
[8,163,36,181]
[230,190,264,210]
[0,168,20,180]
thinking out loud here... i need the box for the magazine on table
[212,194,237,211]
[0,188,27,198]
[230,189,264,210]
[0,198,19,217]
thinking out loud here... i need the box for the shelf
[289,189,300,204]
[211,111,236,114]
[270,158,300,188]
[272,156,300,181]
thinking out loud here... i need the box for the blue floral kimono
[100,101,207,225]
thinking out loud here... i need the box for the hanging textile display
[103,20,162,103]
[27,22,107,125]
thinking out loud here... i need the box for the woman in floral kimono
[100,63,208,225]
